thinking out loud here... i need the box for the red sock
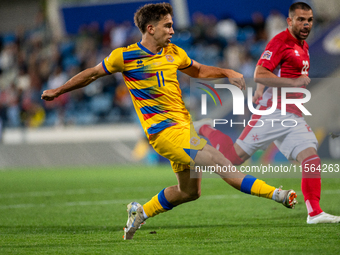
[199,125,244,166]
[301,155,323,217]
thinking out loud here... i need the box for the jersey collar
[137,41,163,55]
[285,28,304,46]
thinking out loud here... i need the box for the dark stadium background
[0,0,339,168]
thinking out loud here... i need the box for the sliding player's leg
[194,144,297,208]
[194,118,297,208]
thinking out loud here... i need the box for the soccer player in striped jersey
[42,3,297,239]
[195,2,340,224]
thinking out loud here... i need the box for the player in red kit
[195,2,340,224]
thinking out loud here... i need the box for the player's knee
[185,192,200,202]
[181,189,201,202]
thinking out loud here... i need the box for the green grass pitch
[0,163,339,254]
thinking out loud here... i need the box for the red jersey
[257,29,310,117]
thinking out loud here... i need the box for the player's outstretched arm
[41,63,108,101]
[180,60,246,90]
[254,65,310,88]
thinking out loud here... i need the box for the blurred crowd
[0,9,289,129]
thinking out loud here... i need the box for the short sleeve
[102,48,124,74]
[257,38,284,72]
[177,46,193,70]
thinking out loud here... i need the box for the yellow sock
[143,188,175,217]
[143,195,166,217]
[250,179,275,199]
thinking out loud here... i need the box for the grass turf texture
[0,164,339,254]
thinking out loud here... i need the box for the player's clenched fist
[292,74,311,87]
[41,89,59,101]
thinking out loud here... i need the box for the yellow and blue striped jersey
[102,42,193,140]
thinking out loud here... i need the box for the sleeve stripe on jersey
[178,59,193,70]
[101,60,112,74]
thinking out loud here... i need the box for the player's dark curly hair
[289,2,312,17]
[134,2,173,34]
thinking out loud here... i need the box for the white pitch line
[1,190,340,210]
[0,198,148,210]
[0,186,164,199]
[0,188,106,199]
[2,188,340,199]
[0,194,244,210]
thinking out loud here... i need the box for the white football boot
[123,202,145,240]
[274,186,298,209]
[307,212,340,224]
